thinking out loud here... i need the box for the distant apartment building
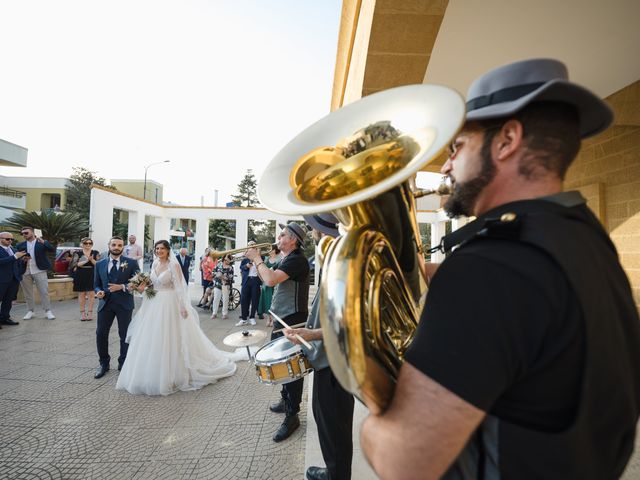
[110,179,164,205]
[0,139,29,222]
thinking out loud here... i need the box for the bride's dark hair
[154,240,171,252]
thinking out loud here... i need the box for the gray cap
[278,222,307,245]
[465,58,613,138]
[303,213,339,238]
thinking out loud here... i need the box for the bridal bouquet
[129,272,156,299]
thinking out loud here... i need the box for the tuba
[259,85,464,413]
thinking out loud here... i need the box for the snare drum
[254,337,313,385]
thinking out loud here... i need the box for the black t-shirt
[405,238,584,431]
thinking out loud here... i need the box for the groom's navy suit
[94,256,139,369]
[0,247,23,322]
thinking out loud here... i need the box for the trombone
[209,243,273,260]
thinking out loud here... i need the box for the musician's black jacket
[405,191,640,479]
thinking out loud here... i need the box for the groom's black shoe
[94,365,109,379]
[0,318,19,325]
[269,399,285,413]
[306,466,330,480]
[273,414,300,442]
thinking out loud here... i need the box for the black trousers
[271,316,306,416]
[313,367,355,480]
[0,279,19,321]
[96,302,133,368]
[240,277,261,319]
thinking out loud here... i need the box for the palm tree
[2,210,89,272]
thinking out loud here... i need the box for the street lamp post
[143,160,170,200]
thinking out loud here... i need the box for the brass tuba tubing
[209,243,273,260]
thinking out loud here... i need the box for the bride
[116,239,242,395]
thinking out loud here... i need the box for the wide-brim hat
[303,213,339,238]
[465,58,613,138]
[278,222,307,245]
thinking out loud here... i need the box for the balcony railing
[0,186,26,198]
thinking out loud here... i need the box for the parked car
[54,247,84,274]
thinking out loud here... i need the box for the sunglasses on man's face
[0,237,13,241]
[20,231,29,235]
[83,242,93,245]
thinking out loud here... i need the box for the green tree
[112,210,128,240]
[231,170,259,207]
[2,210,90,272]
[253,220,276,246]
[65,167,115,220]
[209,219,235,250]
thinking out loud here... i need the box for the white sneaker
[45,310,56,320]
[249,318,256,326]
[23,310,34,320]
[235,320,248,327]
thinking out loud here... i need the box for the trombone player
[360,59,640,479]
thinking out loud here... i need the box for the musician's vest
[440,194,640,479]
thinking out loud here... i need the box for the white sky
[0,0,342,206]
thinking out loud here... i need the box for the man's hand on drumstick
[283,327,323,344]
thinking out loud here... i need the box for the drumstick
[269,310,314,350]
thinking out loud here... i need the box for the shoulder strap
[432,198,606,255]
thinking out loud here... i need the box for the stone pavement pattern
[3,287,640,480]
[0,289,307,480]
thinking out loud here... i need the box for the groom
[94,236,140,379]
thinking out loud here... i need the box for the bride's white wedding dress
[116,258,242,396]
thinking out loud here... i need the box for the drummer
[245,221,310,443]
[284,214,356,480]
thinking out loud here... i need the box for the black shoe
[306,466,330,480]
[269,399,286,413]
[0,318,19,325]
[273,414,300,442]
[258,315,264,320]
[196,303,203,308]
[94,365,109,379]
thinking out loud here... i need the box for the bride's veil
[167,254,192,314]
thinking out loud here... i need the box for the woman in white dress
[116,240,242,395]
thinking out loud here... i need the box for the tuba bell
[258,85,464,413]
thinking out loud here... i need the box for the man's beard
[109,248,123,256]
[443,137,496,218]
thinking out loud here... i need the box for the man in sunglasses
[0,232,28,327]
[16,227,56,320]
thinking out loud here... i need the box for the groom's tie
[109,259,119,283]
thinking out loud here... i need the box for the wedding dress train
[116,259,242,395]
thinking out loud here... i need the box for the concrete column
[275,222,284,238]
[153,217,170,245]
[195,217,210,265]
[430,221,447,264]
[236,218,248,249]
[127,211,144,242]
[89,189,114,254]
[451,216,469,232]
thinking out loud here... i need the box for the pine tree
[230,170,259,207]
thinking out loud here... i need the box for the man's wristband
[256,261,264,267]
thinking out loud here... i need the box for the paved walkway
[2,285,640,480]
[0,287,307,480]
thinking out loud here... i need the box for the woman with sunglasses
[72,237,100,321]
